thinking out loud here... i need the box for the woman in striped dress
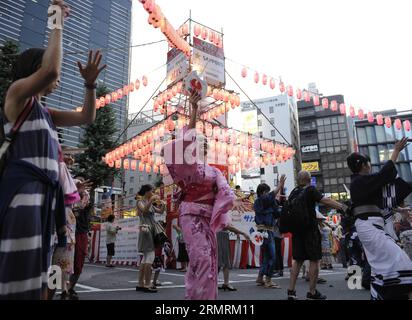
[0,0,106,300]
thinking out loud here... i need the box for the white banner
[166,48,190,86]
[99,218,140,265]
[228,210,256,240]
[192,37,225,87]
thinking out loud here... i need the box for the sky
[128,0,412,116]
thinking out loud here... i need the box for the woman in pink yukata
[162,90,246,300]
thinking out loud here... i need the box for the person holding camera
[135,184,165,293]
[105,215,121,268]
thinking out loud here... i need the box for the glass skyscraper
[0,0,132,147]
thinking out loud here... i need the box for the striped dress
[0,98,60,299]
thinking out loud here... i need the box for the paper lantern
[385,117,392,128]
[129,82,135,92]
[254,71,259,84]
[194,24,201,37]
[241,67,248,78]
[182,23,189,36]
[135,79,141,90]
[115,160,121,169]
[209,31,215,43]
[358,109,365,120]
[279,81,285,93]
[367,112,374,123]
[313,95,320,106]
[131,160,137,171]
[331,100,338,112]
[349,106,355,118]
[123,85,129,96]
[287,85,293,97]
[201,27,208,40]
[145,164,152,173]
[395,118,402,130]
[111,92,118,102]
[339,103,346,115]
[142,75,148,86]
[304,91,310,102]
[377,115,385,127]
[269,78,276,90]
[404,120,411,132]
[296,88,302,100]
[262,74,268,85]
[322,98,329,109]
[138,162,145,172]
[123,159,130,170]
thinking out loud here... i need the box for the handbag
[152,221,169,247]
[0,97,34,178]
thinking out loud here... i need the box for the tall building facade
[239,94,300,194]
[0,0,132,147]
[297,91,352,200]
[353,110,412,184]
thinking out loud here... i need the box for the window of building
[366,126,377,144]
[270,118,275,124]
[330,178,337,185]
[357,127,367,145]
[339,124,346,130]
[324,125,332,132]
[340,131,347,138]
[335,146,341,153]
[259,132,263,138]
[318,126,325,133]
[323,118,331,125]
[341,145,348,152]
[375,126,386,143]
[148,175,152,181]
[269,107,274,113]
[338,177,344,184]
[129,200,134,206]
[317,119,323,126]
[260,168,265,175]
[258,120,262,127]
[345,177,351,184]
[320,148,327,154]
[385,125,395,142]
[271,130,276,137]
[324,178,330,186]
[319,141,326,147]
[332,131,340,139]
[331,117,338,124]
[400,163,412,181]
[368,146,379,164]
[329,163,336,170]
[333,139,340,146]
[139,176,144,182]
[273,167,278,174]
[322,163,329,170]
[318,133,325,140]
[326,140,333,147]
[340,138,347,145]
[378,145,388,162]
[325,132,333,140]
[327,147,334,153]
[129,188,134,195]
[336,162,343,169]
[130,176,134,184]
[338,116,345,123]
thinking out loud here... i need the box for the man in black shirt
[287,171,347,300]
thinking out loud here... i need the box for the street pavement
[64,263,370,300]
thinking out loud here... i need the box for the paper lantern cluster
[193,23,223,48]
[104,114,295,174]
[140,0,191,57]
[94,76,148,110]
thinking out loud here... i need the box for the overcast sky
[128,0,412,116]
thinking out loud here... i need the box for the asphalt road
[64,263,370,300]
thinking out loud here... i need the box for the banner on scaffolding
[166,47,190,87]
[192,37,225,87]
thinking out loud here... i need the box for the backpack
[279,186,313,233]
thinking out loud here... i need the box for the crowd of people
[1,0,412,302]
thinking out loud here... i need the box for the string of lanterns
[139,0,191,57]
[236,63,411,132]
[103,112,295,175]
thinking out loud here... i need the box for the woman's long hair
[11,48,45,82]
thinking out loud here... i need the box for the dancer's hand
[77,50,107,86]
[189,89,202,110]
[279,174,286,186]
[395,137,409,153]
[232,198,247,213]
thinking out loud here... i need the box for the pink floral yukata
[163,127,235,300]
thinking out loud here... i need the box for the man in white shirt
[106,215,120,267]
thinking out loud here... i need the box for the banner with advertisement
[192,37,225,87]
[166,47,190,87]
[302,161,320,172]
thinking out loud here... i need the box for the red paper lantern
[254,71,259,84]
[349,106,355,118]
[304,91,310,102]
[367,112,374,123]
[135,79,140,90]
[131,160,137,171]
[339,103,346,115]
[358,109,365,120]
[395,119,402,130]
[123,159,130,170]
[117,89,123,100]
[331,100,338,112]
[322,98,329,109]
[209,31,215,43]
[404,120,411,132]
[115,160,121,169]
[287,85,293,97]
[201,27,208,40]
[279,81,285,93]
[385,117,392,128]
[139,162,145,172]
[296,88,302,100]
[142,75,148,87]
[194,24,201,37]
[129,82,135,92]
[269,78,276,90]
[241,67,247,78]
[313,95,320,106]
[262,74,268,85]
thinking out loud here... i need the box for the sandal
[264,282,281,289]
